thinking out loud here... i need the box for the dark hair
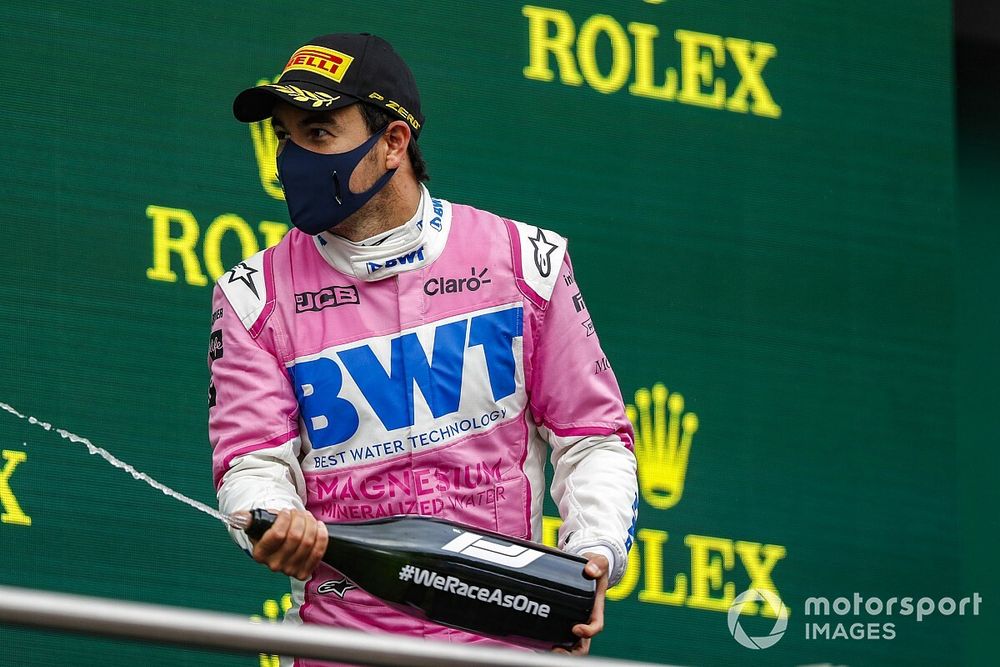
[358,103,429,182]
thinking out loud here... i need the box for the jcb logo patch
[283,45,354,83]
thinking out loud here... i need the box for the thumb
[582,553,610,579]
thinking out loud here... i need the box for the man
[209,33,637,664]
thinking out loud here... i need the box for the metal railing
[0,585,676,667]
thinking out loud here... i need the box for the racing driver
[209,33,638,664]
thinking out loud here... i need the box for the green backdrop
[1,1,990,665]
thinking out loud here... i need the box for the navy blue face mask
[276,126,397,235]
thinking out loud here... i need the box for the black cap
[233,33,423,137]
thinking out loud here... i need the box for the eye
[308,127,332,140]
[273,127,289,141]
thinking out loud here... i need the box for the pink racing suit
[208,186,638,666]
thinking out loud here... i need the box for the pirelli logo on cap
[282,45,354,83]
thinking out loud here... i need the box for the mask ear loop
[332,170,343,205]
[330,123,389,206]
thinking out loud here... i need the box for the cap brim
[233,81,359,122]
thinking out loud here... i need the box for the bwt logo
[417,198,444,232]
[367,247,425,274]
[290,306,524,449]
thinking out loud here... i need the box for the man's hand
[249,509,328,580]
[553,552,610,656]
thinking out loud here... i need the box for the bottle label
[396,563,551,618]
[440,531,545,569]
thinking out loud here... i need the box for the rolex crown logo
[627,383,699,510]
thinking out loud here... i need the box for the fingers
[270,511,308,571]
[308,522,329,575]
[252,509,291,564]
[251,510,325,579]
[584,560,605,579]
[285,513,318,579]
[573,579,607,638]
[582,554,609,581]
[572,553,610,640]
[572,615,604,640]
[551,638,590,655]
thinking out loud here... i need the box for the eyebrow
[272,112,341,131]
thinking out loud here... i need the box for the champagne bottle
[236,509,595,649]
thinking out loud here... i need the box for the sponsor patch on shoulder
[509,220,567,303]
[219,250,269,332]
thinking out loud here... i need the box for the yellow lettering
[1,450,31,526]
[258,221,290,249]
[249,78,285,202]
[685,534,735,611]
[725,38,781,118]
[145,205,209,286]
[637,528,687,605]
[203,214,260,281]
[252,595,292,667]
[627,22,677,100]
[675,29,726,109]
[543,514,639,602]
[522,10,779,120]
[541,515,562,548]
[577,14,631,94]
[522,5,583,85]
[735,541,787,617]
[606,545,640,601]
[536,516,784,615]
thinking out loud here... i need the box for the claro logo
[424,268,492,296]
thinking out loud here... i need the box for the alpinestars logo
[227,262,259,298]
[317,578,357,598]
[441,531,544,568]
[529,228,558,277]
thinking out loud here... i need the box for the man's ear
[383,121,411,170]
